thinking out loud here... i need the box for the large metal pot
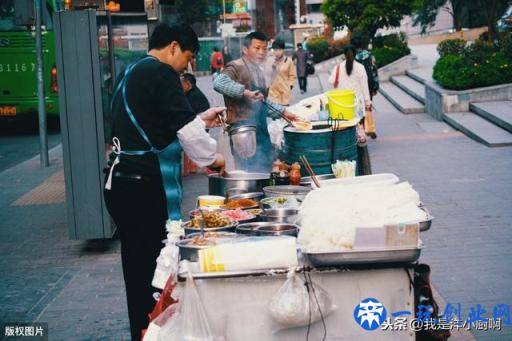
[208,171,272,196]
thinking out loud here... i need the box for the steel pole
[35,0,49,167]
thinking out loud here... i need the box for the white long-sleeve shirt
[177,116,217,167]
[328,60,371,112]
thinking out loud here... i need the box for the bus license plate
[0,106,16,117]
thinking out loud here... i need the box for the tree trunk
[451,0,464,31]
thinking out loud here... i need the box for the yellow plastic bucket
[326,89,356,120]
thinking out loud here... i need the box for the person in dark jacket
[181,73,210,114]
[293,43,309,93]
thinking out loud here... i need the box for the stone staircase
[444,101,512,147]
[379,68,512,147]
[378,68,429,114]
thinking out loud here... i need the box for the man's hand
[199,107,226,128]
[365,104,372,111]
[243,89,264,101]
[283,110,299,122]
[208,153,226,172]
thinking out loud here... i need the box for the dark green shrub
[307,37,329,63]
[498,31,512,57]
[437,39,466,57]
[433,55,473,90]
[372,33,410,68]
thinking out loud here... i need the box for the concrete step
[378,82,425,114]
[390,75,426,104]
[470,101,512,134]
[405,68,434,84]
[443,112,512,147]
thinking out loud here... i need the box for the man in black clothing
[104,24,225,340]
[180,73,210,114]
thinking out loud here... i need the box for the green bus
[0,0,59,120]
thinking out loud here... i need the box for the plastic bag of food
[158,273,214,341]
[268,270,336,331]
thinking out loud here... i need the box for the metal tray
[418,205,434,232]
[177,267,291,280]
[304,245,422,267]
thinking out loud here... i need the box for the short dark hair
[272,39,285,50]
[243,31,268,47]
[297,43,302,48]
[182,73,196,86]
[213,46,219,52]
[149,23,199,54]
[350,36,363,49]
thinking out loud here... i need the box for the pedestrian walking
[267,39,297,106]
[293,43,309,93]
[103,23,226,340]
[328,44,372,175]
[352,36,379,139]
[210,46,224,76]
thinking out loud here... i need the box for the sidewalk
[1,68,511,340]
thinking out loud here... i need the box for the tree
[412,0,465,32]
[321,0,414,42]
[413,0,509,41]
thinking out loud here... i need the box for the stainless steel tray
[418,205,434,232]
[304,245,422,267]
[177,267,290,280]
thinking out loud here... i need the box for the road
[0,120,61,173]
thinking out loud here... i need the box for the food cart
[147,172,433,341]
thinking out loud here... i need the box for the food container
[256,223,298,237]
[263,185,311,202]
[182,220,238,236]
[208,172,271,197]
[176,232,237,261]
[300,174,336,187]
[259,208,299,224]
[259,197,301,210]
[188,208,225,220]
[228,192,265,203]
[236,222,273,235]
[197,195,225,208]
[221,209,258,224]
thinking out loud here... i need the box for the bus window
[0,0,53,32]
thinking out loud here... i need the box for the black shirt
[186,86,210,114]
[110,57,196,177]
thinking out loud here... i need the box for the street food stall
[146,169,433,340]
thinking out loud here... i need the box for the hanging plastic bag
[158,273,214,341]
[267,118,288,149]
[268,270,336,331]
[144,303,179,341]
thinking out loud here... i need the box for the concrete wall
[378,54,419,82]
[425,82,512,120]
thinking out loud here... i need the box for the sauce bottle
[289,162,301,186]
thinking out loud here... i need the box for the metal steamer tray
[304,244,423,267]
[418,204,434,232]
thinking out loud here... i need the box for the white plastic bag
[268,270,336,331]
[158,273,214,341]
[267,118,288,149]
[152,220,183,289]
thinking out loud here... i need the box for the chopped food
[188,235,217,246]
[221,208,255,221]
[188,211,231,228]
[222,198,258,209]
[247,209,262,216]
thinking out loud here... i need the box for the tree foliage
[413,0,509,40]
[321,0,414,41]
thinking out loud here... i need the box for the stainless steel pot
[263,185,311,202]
[176,232,237,261]
[256,223,298,237]
[229,124,257,159]
[300,174,336,187]
[208,172,271,196]
[259,208,299,224]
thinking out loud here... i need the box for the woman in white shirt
[328,45,372,120]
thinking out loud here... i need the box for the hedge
[433,33,512,90]
[372,33,411,68]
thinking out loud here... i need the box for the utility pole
[35,0,49,167]
[295,0,300,24]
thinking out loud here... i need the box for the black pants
[298,76,307,92]
[104,176,167,341]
